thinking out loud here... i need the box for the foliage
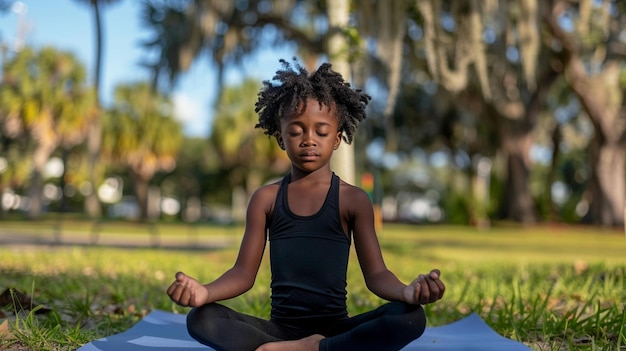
[104,82,182,179]
[140,0,327,89]
[102,82,183,220]
[0,46,95,218]
[441,190,471,225]
[4,1,626,227]
[156,137,231,208]
[210,78,289,198]
[72,0,125,219]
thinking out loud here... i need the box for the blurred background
[0,0,624,229]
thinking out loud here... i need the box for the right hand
[167,272,210,307]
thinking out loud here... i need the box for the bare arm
[348,186,445,304]
[167,185,274,307]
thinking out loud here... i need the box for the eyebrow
[285,121,333,128]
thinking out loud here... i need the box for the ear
[333,132,342,150]
[274,132,285,150]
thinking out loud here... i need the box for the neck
[289,166,332,182]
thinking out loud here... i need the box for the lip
[299,151,320,160]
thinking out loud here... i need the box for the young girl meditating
[167,58,445,351]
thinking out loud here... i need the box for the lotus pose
[167,58,445,351]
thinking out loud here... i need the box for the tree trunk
[85,0,103,218]
[544,124,562,221]
[59,148,70,213]
[544,1,626,226]
[246,171,262,200]
[565,62,625,226]
[28,168,43,219]
[585,136,625,226]
[570,75,626,226]
[499,122,538,223]
[28,143,54,219]
[327,0,355,185]
[463,63,557,224]
[131,172,150,221]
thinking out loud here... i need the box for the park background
[0,0,625,350]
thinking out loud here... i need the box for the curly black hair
[255,58,371,144]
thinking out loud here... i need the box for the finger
[435,279,446,299]
[424,277,440,301]
[416,275,430,303]
[166,282,178,296]
[427,269,445,300]
[179,288,191,307]
[169,284,184,304]
[167,273,187,296]
[189,289,196,306]
[412,282,421,304]
[427,269,445,299]
[173,283,192,305]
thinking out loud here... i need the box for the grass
[0,220,625,350]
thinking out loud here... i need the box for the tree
[354,0,409,154]
[544,0,626,226]
[325,0,355,183]
[74,0,122,218]
[0,137,31,217]
[162,136,227,219]
[210,79,289,201]
[0,46,93,218]
[141,0,326,91]
[141,0,387,184]
[408,0,560,224]
[102,82,183,220]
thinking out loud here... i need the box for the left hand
[403,269,445,305]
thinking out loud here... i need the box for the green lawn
[0,221,625,350]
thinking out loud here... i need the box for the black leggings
[186,301,426,351]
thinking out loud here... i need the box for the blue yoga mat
[78,310,532,350]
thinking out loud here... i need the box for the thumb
[175,271,186,282]
[404,280,420,304]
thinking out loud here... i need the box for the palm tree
[0,141,32,217]
[210,79,289,220]
[74,0,122,218]
[102,82,183,221]
[0,46,93,218]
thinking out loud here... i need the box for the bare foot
[256,334,324,351]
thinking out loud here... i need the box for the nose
[301,130,316,146]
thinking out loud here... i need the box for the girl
[167,58,445,351]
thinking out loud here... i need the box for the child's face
[275,98,342,172]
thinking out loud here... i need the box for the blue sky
[0,0,294,137]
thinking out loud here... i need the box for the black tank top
[268,173,351,322]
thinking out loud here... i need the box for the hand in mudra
[167,272,209,307]
[403,269,445,305]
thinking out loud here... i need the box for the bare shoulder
[338,179,372,213]
[248,179,281,214]
[338,179,369,198]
